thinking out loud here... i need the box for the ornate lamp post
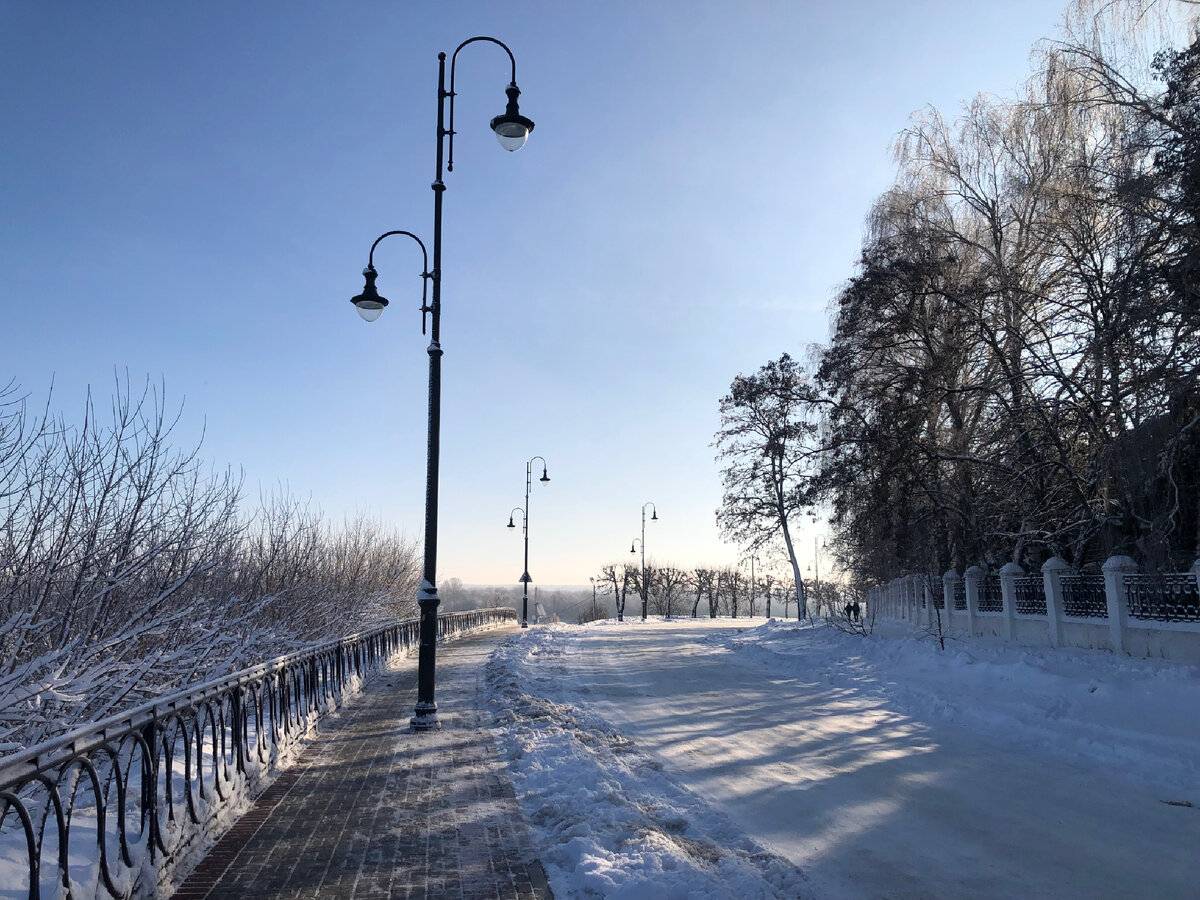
[629,502,657,621]
[349,37,534,731]
[507,456,549,627]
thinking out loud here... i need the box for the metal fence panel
[0,608,515,900]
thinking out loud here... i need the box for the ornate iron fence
[1014,575,1047,615]
[1061,573,1108,618]
[0,607,515,900]
[1125,574,1200,623]
[953,579,966,611]
[977,576,1003,612]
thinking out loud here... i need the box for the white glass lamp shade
[354,300,385,322]
[493,120,531,152]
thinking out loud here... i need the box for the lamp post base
[412,580,441,731]
[410,702,441,731]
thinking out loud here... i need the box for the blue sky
[1,1,1074,587]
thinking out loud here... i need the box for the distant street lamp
[630,502,658,621]
[507,456,549,627]
[740,553,760,618]
[589,576,597,621]
[348,36,534,731]
[812,535,826,616]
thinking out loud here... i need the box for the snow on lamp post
[348,36,534,732]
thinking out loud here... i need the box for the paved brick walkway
[171,625,551,899]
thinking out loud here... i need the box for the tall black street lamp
[809,535,826,617]
[507,456,549,628]
[349,37,534,731]
[589,576,597,620]
[629,501,657,621]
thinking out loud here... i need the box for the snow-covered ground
[486,617,1200,899]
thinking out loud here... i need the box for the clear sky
[1,1,1075,588]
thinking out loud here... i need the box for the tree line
[0,377,421,752]
[591,560,850,622]
[716,1,1199,594]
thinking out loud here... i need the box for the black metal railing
[1061,574,1108,618]
[977,576,1003,612]
[1014,575,1047,616]
[1125,573,1200,623]
[0,607,515,900]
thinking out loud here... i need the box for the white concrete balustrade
[866,557,1200,664]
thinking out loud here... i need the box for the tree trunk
[777,481,807,618]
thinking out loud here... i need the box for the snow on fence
[868,558,1200,665]
[0,607,516,900]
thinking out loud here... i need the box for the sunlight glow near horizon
[1,0,1077,586]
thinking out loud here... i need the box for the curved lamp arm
[351,230,434,331]
[447,36,531,171]
[528,454,550,482]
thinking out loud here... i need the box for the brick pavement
[171,625,552,899]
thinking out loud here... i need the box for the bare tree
[689,567,711,618]
[654,565,689,618]
[0,378,421,751]
[724,567,744,618]
[715,355,821,617]
[597,563,632,621]
[760,573,777,617]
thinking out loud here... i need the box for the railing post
[1193,559,1200,597]
[142,718,158,860]
[1103,555,1137,655]
[964,566,982,636]
[999,562,1021,640]
[231,688,245,775]
[1041,556,1068,648]
[943,569,959,628]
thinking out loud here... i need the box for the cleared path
[172,625,550,900]
[554,620,1197,900]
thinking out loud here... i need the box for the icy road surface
[487,618,1200,899]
